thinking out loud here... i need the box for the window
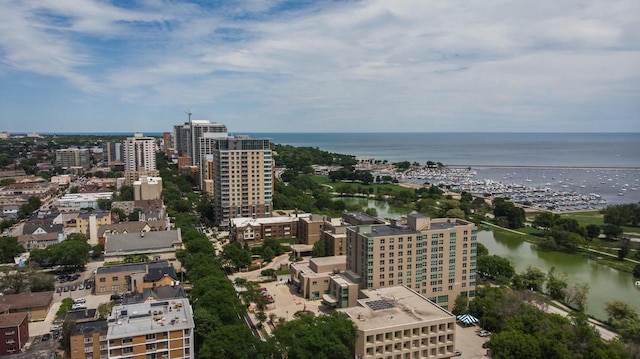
[123,347,133,354]
[99,278,106,282]
[146,343,157,350]
[84,347,93,353]
[146,333,156,340]
[4,330,15,335]
[111,285,120,291]
[112,276,118,281]
[84,337,93,343]
[122,337,133,344]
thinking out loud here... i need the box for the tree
[67,233,88,242]
[364,207,378,218]
[532,212,558,232]
[476,242,489,257]
[476,255,515,283]
[445,208,466,219]
[564,282,590,312]
[2,268,30,294]
[519,266,545,291]
[312,240,326,258]
[97,198,112,211]
[604,300,639,323]
[221,242,251,269]
[586,224,601,239]
[0,237,24,263]
[634,264,640,278]
[602,224,622,239]
[272,311,357,359]
[546,267,568,300]
[262,246,275,262]
[452,294,469,315]
[29,272,55,292]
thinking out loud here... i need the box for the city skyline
[1,1,639,133]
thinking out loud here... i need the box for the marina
[374,166,640,212]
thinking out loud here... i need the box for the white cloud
[0,0,638,132]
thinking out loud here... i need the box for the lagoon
[478,230,640,321]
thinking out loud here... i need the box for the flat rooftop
[361,225,420,238]
[339,286,454,331]
[96,260,171,275]
[72,319,107,336]
[107,298,193,339]
[309,255,347,267]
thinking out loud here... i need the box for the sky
[0,0,639,133]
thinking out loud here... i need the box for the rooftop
[104,229,181,254]
[96,260,172,275]
[72,319,107,336]
[230,213,311,227]
[0,291,53,310]
[0,313,28,328]
[359,225,420,238]
[107,298,193,339]
[338,286,454,331]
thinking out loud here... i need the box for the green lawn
[310,175,408,194]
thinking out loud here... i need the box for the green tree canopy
[272,311,357,359]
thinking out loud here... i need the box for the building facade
[0,313,29,356]
[133,176,162,201]
[69,320,108,359]
[173,120,227,164]
[55,148,90,169]
[338,286,457,359]
[346,214,477,311]
[106,298,194,359]
[124,133,157,172]
[210,136,273,226]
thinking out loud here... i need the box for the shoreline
[448,165,640,170]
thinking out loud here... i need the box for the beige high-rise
[346,214,477,311]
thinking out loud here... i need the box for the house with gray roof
[103,229,183,270]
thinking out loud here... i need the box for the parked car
[71,304,87,310]
[110,294,122,301]
[482,342,490,349]
[63,286,69,292]
[70,285,77,291]
[42,333,51,341]
[52,330,59,339]
[453,349,462,357]
[478,330,491,337]
[74,298,86,304]
[55,287,62,293]
[78,284,84,290]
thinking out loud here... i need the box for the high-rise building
[162,132,172,156]
[123,133,156,172]
[103,141,124,166]
[55,148,90,169]
[345,213,476,311]
[106,298,194,359]
[173,120,227,165]
[209,135,273,226]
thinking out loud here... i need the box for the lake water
[477,230,640,321]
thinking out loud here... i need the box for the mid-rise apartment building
[69,320,108,359]
[55,148,90,169]
[107,298,194,359]
[124,133,157,172]
[338,286,457,359]
[346,213,477,311]
[210,136,273,226]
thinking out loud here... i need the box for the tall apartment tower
[123,133,157,172]
[209,135,273,226]
[173,120,227,165]
[345,213,477,311]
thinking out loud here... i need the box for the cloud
[0,0,638,132]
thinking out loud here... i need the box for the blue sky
[0,0,638,133]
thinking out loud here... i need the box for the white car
[71,304,87,310]
[74,298,86,305]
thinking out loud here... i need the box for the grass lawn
[310,175,407,194]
